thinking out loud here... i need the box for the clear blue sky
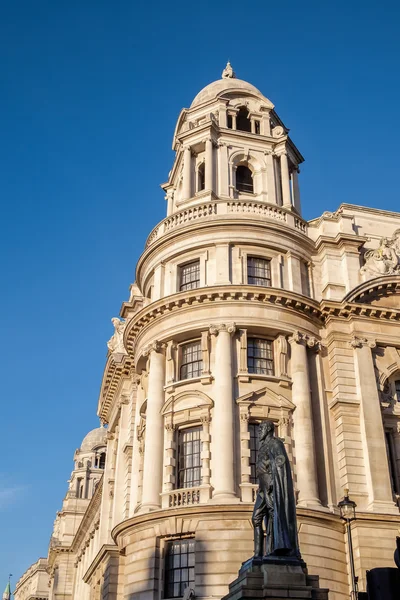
[1,0,399,590]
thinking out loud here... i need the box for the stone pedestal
[222,557,329,600]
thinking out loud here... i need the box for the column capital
[200,414,211,425]
[275,149,288,158]
[164,422,176,432]
[350,336,376,349]
[143,340,166,357]
[289,331,323,351]
[240,411,250,423]
[183,144,191,153]
[209,322,236,336]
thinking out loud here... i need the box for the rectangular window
[395,380,400,401]
[247,338,274,375]
[180,341,202,380]
[227,114,233,129]
[249,423,260,484]
[247,257,271,286]
[254,120,260,134]
[177,427,202,489]
[164,539,195,599]
[179,260,200,292]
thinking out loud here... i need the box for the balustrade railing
[145,200,307,248]
[168,487,201,508]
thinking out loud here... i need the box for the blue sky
[1,0,399,589]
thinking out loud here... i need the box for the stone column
[129,376,144,516]
[264,150,277,205]
[218,142,229,197]
[141,341,166,511]
[200,415,211,486]
[161,423,176,508]
[182,145,192,201]
[291,168,301,213]
[205,138,213,192]
[351,337,397,513]
[210,323,237,500]
[279,151,292,207]
[289,331,321,507]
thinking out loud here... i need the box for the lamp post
[338,488,358,600]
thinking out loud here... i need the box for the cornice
[124,285,323,348]
[320,299,400,323]
[343,275,400,304]
[314,233,368,253]
[82,544,121,583]
[97,353,134,421]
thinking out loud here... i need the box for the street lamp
[338,488,358,600]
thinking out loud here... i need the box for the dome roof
[190,63,271,108]
[80,426,107,452]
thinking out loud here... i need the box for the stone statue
[107,317,127,355]
[252,420,300,559]
[361,230,400,276]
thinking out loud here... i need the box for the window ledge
[237,373,291,387]
[165,375,213,393]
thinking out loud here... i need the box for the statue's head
[259,420,275,441]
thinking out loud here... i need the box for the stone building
[14,64,400,600]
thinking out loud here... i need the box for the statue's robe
[255,436,299,557]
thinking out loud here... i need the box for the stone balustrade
[145,200,308,248]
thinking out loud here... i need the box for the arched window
[236,107,251,132]
[98,452,106,469]
[197,162,205,192]
[236,165,253,193]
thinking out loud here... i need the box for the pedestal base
[222,556,329,600]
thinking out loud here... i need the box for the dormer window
[236,165,253,194]
[236,107,251,132]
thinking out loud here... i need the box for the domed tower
[47,426,107,599]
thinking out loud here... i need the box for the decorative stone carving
[361,230,400,276]
[142,340,165,356]
[289,331,323,352]
[272,126,285,138]
[209,322,236,335]
[350,336,376,349]
[107,318,127,356]
[222,61,236,79]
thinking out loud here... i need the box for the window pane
[247,339,274,375]
[177,427,202,489]
[180,261,200,292]
[180,341,203,380]
[164,540,195,598]
[247,257,271,286]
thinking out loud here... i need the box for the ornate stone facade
[15,65,400,600]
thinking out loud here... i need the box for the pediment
[344,276,400,309]
[162,389,213,416]
[236,386,295,411]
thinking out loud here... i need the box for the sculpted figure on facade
[107,317,127,355]
[361,230,400,276]
[252,420,300,558]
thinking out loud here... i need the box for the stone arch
[230,150,263,196]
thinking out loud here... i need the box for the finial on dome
[222,61,236,79]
